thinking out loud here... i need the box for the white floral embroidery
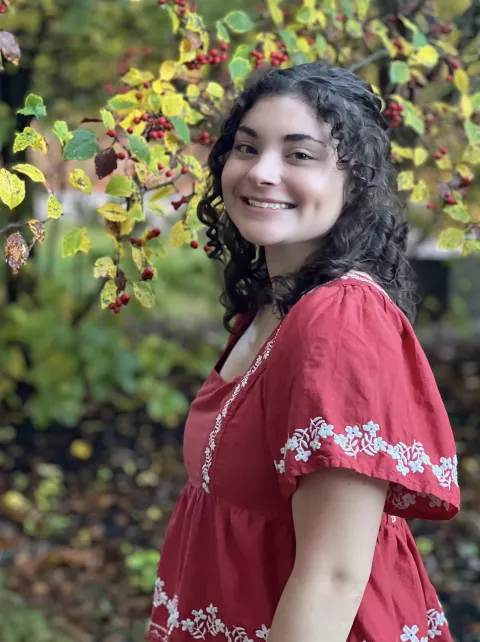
[202,329,281,493]
[148,578,270,641]
[400,607,448,641]
[274,418,458,506]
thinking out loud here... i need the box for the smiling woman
[146,62,460,642]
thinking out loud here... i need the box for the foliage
[0,0,479,312]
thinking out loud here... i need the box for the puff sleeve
[264,279,460,520]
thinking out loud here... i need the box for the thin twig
[348,48,390,74]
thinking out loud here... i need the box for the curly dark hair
[197,61,420,335]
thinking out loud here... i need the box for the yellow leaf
[33,133,47,154]
[267,0,283,24]
[170,220,188,247]
[161,94,184,118]
[12,163,45,183]
[180,154,203,179]
[100,280,118,310]
[69,169,93,195]
[314,10,327,27]
[148,201,169,217]
[120,109,146,136]
[356,0,370,21]
[129,203,146,222]
[391,142,413,160]
[437,155,452,170]
[378,33,397,58]
[411,45,439,69]
[409,180,430,203]
[62,227,91,258]
[461,94,473,119]
[164,131,179,154]
[454,68,470,94]
[98,202,128,222]
[186,84,201,99]
[120,217,135,237]
[133,281,156,308]
[160,60,177,81]
[462,145,480,165]
[455,164,474,180]
[28,220,46,244]
[438,228,464,250]
[0,168,25,209]
[121,67,154,87]
[206,82,224,99]
[150,185,175,201]
[132,246,149,271]
[179,38,196,63]
[13,127,38,153]
[413,147,428,166]
[397,171,415,191]
[47,194,63,219]
[135,163,151,185]
[100,108,115,130]
[94,257,117,278]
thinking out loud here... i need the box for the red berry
[120,293,131,305]
[158,116,167,125]
[447,74,453,81]
[141,268,154,281]
[157,163,164,170]
[444,191,451,198]
[144,81,151,88]
[134,117,141,124]
[117,152,126,160]
[201,130,210,139]
[220,53,227,62]
[158,0,167,4]
[127,127,134,134]
[107,129,116,137]
[210,48,218,57]
[141,113,149,121]
[135,92,143,100]
[130,236,139,245]
[451,60,460,69]
[165,170,173,177]
[461,176,471,186]
[181,166,188,174]
[190,240,199,249]
[440,147,447,155]
[435,152,442,160]
[158,130,165,139]
[220,42,228,51]
[203,244,210,252]
[147,228,161,239]
[150,131,158,139]
[308,37,315,45]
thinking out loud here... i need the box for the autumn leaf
[4,232,29,274]
[0,168,25,209]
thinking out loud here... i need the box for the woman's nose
[247,153,282,186]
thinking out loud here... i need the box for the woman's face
[221,95,348,276]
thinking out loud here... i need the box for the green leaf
[105,175,135,198]
[63,130,100,161]
[0,168,25,209]
[389,61,410,84]
[403,104,425,135]
[462,238,480,256]
[224,10,254,33]
[129,203,146,222]
[133,281,156,308]
[291,52,309,65]
[229,57,251,82]
[62,227,91,258]
[342,0,354,19]
[438,228,464,250]
[279,29,299,51]
[17,94,47,118]
[216,20,230,43]
[296,6,313,23]
[127,134,150,165]
[53,121,72,145]
[121,68,154,87]
[346,19,363,38]
[233,44,254,59]
[465,120,480,146]
[472,92,480,112]
[412,30,428,47]
[170,116,191,143]
[100,108,115,130]
[315,34,327,53]
[443,204,470,223]
[108,96,137,111]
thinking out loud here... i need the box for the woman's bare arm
[268,467,389,642]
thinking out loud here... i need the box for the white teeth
[247,199,292,210]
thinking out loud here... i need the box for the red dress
[147,270,460,642]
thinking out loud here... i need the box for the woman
[146,62,460,642]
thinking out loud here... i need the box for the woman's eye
[290,152,313,161]
[234,143,256,154]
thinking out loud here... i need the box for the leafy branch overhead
[0,0,479,312]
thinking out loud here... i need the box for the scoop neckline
[210,314,283,386]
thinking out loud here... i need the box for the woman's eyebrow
[237,125,326,146]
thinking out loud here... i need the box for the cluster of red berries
[193,130,217,145]
[434,147,448,160]
[130,228,161,249]
[141,268,154,281]
[384,101,404,128]
[108,293,131,314]
[185,44,228,70]
[445,59,461,82]
[172,195,189,211]
[250,45,288,69]
[443,190,457,206]
[393,38,405,57]
[431,23,452,35]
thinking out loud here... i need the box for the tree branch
[348,48,390,74]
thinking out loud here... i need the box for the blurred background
[0,1,480,641]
